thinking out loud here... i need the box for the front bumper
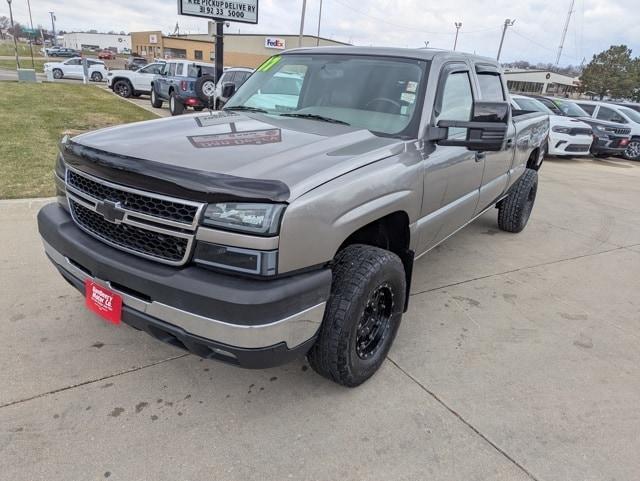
[591,135,630,155]
[548,133,593,156]
[38,203,331,368]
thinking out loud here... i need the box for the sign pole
[215,21,224,83]
[26,0,35,68]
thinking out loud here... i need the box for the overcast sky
[2,0,639,66]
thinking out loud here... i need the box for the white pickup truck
[106,62,165,98]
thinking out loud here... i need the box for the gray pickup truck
[38,47,549,387]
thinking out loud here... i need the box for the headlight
[552,126,571,134]
[202,203,285,236]
[595,125,607,132]
[55,152,66,179]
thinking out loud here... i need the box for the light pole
[497,18,515,62]
[26,0,35,68]
[298,0,307,47]
[316,0,323,46]
[49,11,56,46]
[6,0,20,69]
[453,22,462,51]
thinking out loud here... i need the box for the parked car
[126,56,148,71]
[98,50,116,60]
[213,67,253,109]
[530,96,631,158]
[107,62,165,98]
[150,59,217,115]
[38,47,549,387]
[50,47,80,58]
[44,57,108,82]
[573,100,640,161]
[511,94,592,157]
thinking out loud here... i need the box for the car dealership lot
[1,158,639,480]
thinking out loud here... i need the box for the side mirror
[429,101,510,152]
[221,82,236,99]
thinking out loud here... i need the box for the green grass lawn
[0,40,37,57]
[0,58,47,72]
[0,83,157,199]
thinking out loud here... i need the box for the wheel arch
[337,211,414,311]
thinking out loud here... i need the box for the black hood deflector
[62,140,291,203]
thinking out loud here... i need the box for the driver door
[417,63,484,253]
[136,64,162,92]
[63,58,83,79]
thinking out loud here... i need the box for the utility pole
[497,18,515,62]
[316,0,323,46]
[6,0,20,69]
[556,0,575,66]
[49,12,56,46]
[453,22,462,51]
[26,0,35,68]
[298,0,307,47]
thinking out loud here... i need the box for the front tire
[308,245,406,387]
[498,168,538,233]
[52,69,63,79]
[150,88,163,108]
[169,92,184,116]
[113,80,132,98]
[624,139,640,161]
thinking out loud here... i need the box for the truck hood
[67,111,405,203]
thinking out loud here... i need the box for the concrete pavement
[1,158,639,481]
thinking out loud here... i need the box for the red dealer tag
[85,280,122,325]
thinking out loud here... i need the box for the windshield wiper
[224,106,268,113]
[279,113,350,126]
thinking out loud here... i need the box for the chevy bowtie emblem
[96,200,126,224]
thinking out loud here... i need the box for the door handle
[475,152,486,162]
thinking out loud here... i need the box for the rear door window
[176,63,184,76]
[476,73,505,101]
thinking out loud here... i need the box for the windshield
[551,99,589,118]
[513,97,553,115]
[225,54,428,138]
[619,106,640,123]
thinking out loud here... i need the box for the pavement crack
[410,243,635,298]
[387,357,541,481]
[0,353,189,410]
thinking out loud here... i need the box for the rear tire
[307,245,406,387]
[91,72,103,82]
[169,92,184,116]
[150,88,162,108]
[498,168,538,233]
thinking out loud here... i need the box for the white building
[62,32,131,53]
[504,69,581,97]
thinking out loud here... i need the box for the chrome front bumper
[43,240,326,350]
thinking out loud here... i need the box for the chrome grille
[606,127,631,136]
[65,167,204,266]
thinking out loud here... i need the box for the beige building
[504,69,581,97]
[131,31,348,68]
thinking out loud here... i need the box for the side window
[596,106,627,123]
[168,63,177,76]
[539,98,561,115]
[436,70,474,137]
[238,72,251,85]
[66,59,81,66]
[176,63,184,76]
[477,73,505,101]
[579,104,596,115]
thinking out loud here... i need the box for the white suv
[511,95,593,157]
[44,57,108,82]
[214,67,253,108]
[573,100,640,160]
[107,62,165,98]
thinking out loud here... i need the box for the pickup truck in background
[38,47,549,387]
[150,59,217,115]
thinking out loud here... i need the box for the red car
[98,50,116,60]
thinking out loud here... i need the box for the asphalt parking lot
[1,157,639,481]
